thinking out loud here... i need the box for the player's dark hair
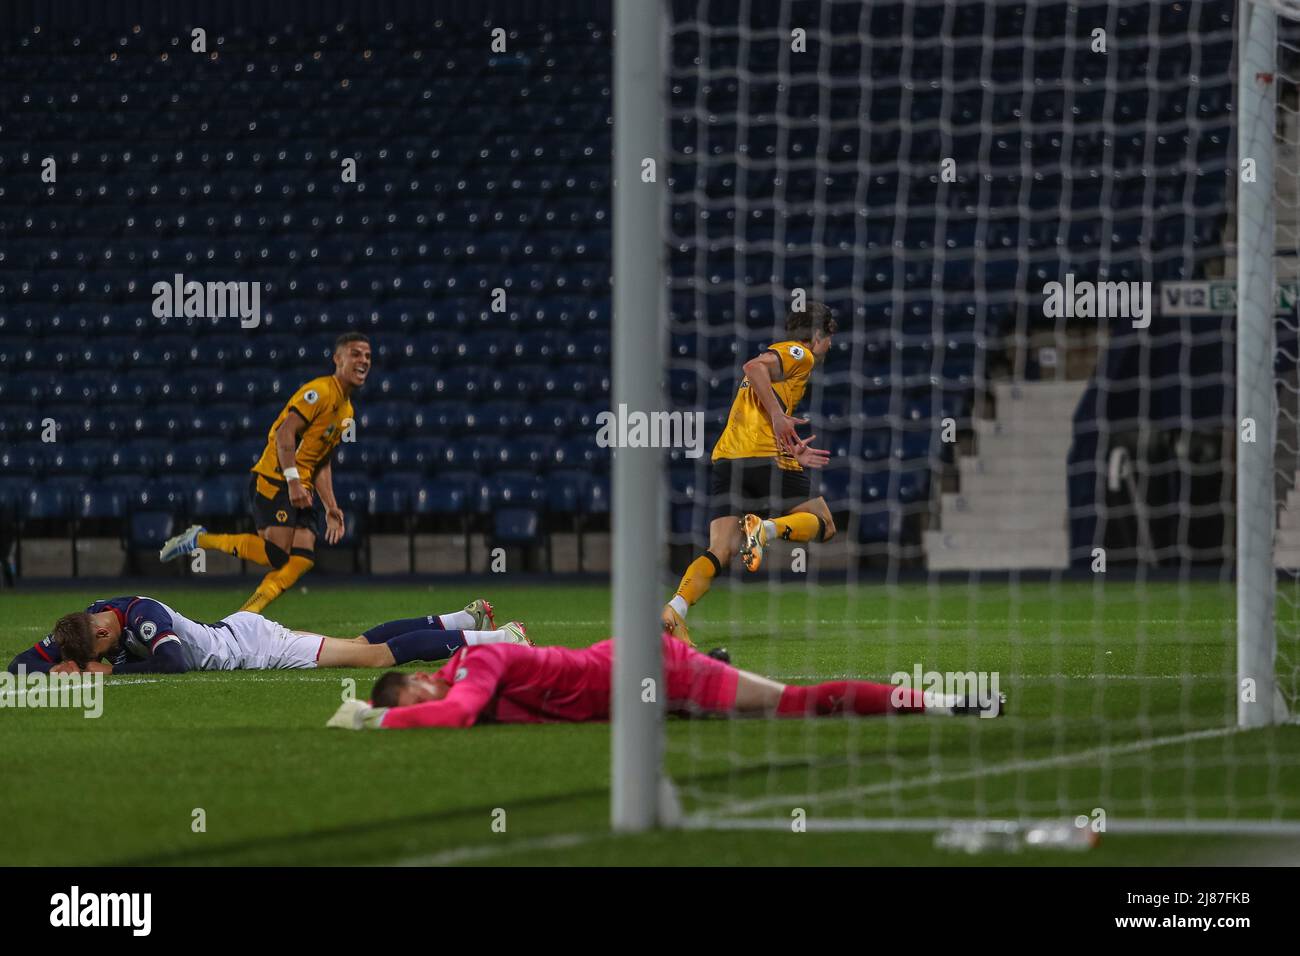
[334,332,370,352]
[785,300,837,340]
[51,612,96,667]
[370,671,409,708]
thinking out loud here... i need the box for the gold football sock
[198,533,271,566]
[675,552,721,607]
[771,512,822,542]
[239,555,314,613]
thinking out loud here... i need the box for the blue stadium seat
[47,446,101,478]
[0,12,1237,575]
[856,509,898,544]
[368,477,413,517]
[190,477,246,519]
[413,473,484,515]
[488,473,546,508]
[129,511,175,550]
[77,488,127,521]
[111,440,167,476]
[493,508,539,544]
[163,444,213,476]
[493,436,557,471]
[412,479,467,516]
[546,470,588,514]
[584,475,611,514]
[331,478,371,515]
[131,483,187,512]
[21,486,71,521]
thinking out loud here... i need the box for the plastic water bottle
[934,819,1099,853]
[1023,820,1100,851]
[934,820,1024,854]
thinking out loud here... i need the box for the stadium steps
[926,380,1086,571]
[924,529,1070,568]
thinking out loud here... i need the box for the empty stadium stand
[0,1,1239,578]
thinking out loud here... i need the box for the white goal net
[651,0,1300,839]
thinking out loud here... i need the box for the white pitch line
[522,619,1236,628]
[0,676,162,703]
[387,831,599,867]
[157,674,351,684]
[682,815,1300,837]
[768,673,1227,681]
[703,724,1244,817]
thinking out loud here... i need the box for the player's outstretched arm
[327,655,505,730]
[328,692,480,730]
[106,641,189,674]
[8,642,59,674]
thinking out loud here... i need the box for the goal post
[610,0,667,832]
[1236,0,1280,729]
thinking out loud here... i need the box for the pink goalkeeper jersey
[380,640,615,728]
[378,635,739,729]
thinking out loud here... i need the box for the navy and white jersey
[7,597,323,674]
[89,596,182,667]
[7,596,244,674]
[98,596,253,672]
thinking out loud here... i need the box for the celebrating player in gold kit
[662,302,837,646]
[159,333,370,613]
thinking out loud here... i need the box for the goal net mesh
[660,0,1299,835]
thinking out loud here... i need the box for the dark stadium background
[0,0,1240,587]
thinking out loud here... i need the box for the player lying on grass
[7,596,529,675]
[326,632,1004,729]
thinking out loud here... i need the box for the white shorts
[219,611,325,670]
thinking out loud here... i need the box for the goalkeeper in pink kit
[326,633,1004,729]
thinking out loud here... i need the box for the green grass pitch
[2,579,1299,866]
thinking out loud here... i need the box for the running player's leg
[167,475,292,567]
[739,461,834,571]
[741,496,837,570]
[240,525,315,613]
[776,495,836,542]
[663,516,740,646]
[192,529,278,566]
[664,459,758,643]
[160,523,270,564]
